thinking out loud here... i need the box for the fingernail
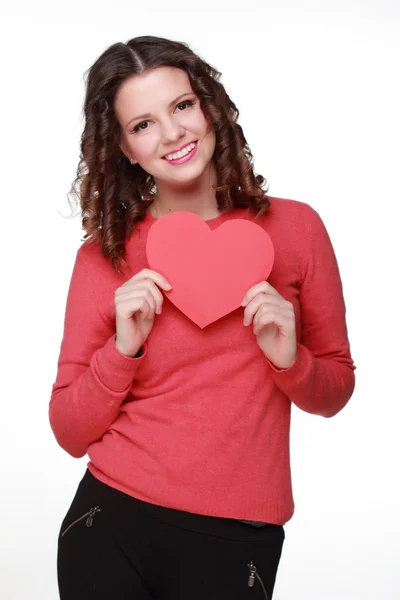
[164,282,172,290]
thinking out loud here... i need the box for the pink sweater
[49,197,355,525]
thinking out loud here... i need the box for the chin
[163,163,211,184]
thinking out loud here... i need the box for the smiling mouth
[163,141,198,161]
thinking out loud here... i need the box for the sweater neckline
[143,207,246,227]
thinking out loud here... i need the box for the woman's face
[115,66,216,188]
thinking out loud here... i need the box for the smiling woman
[50,34,355,600]
[115,66,217,198]
[70,36,269,270]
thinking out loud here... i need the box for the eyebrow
[126,92,195,129]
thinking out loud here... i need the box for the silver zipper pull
[86,506,101,527]
[247,561,256,588]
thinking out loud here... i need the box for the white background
[1,0,399,598]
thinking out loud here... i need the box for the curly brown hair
[70,35,270,271]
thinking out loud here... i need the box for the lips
[162,141,198,160]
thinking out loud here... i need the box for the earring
[130,157,136,165]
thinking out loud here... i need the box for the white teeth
[165,142,196,161]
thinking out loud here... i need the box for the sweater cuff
[91,335,147,393]
[267,343,314,394]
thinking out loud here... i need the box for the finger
[139,289,156,319]
[137,297,153,321]
[241,281,281,307]
[253,306,292,335]
[132,269,172,291]
[118,289,156,320]
[145,281,164,315]
[243,294,286,326]
[117,282,164,315]
[117,295,153,321]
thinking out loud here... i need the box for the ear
[119,140,138,166]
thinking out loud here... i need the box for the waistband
[81,469,284,541]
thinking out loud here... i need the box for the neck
[150,163,221,220]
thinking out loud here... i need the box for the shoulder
[74,237,103,270]
[74,237,125,282]
[263,195,328,238]
[266,195,321,224]
[257,196,334,268]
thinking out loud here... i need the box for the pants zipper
[247,561,269,599]
[61,506,101,537]
[61,510,269,598]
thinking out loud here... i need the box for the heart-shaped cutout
[146,212,274,328]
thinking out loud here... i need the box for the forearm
[49,335,145,458]
[268,343,355,417]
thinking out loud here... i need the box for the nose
[160,116,185,144]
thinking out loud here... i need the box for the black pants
[57,469,285,599]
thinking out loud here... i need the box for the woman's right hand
[114,269,172,357]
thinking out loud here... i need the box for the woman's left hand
[241,282,297,369]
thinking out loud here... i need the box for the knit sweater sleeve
[49,246,146,458]
[268,205,355,417]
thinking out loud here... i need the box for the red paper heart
[146,212,274,328]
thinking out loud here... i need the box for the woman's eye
[133,121,150,133]
[176,100,195,111]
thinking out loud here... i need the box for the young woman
[50,35,356,600]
